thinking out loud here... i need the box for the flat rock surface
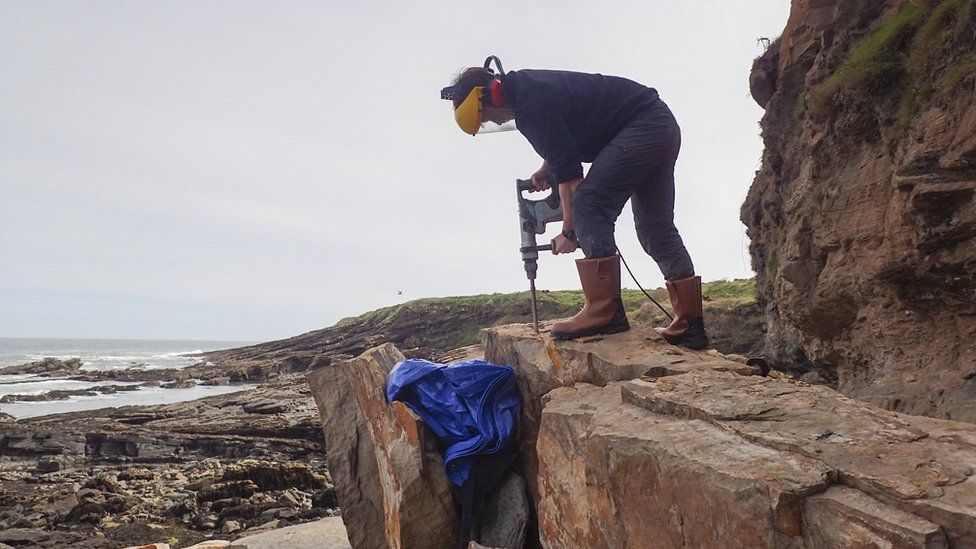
[228,517,351,549]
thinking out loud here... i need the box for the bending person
[441,56,707,349]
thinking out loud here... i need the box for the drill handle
[516,175,558,192]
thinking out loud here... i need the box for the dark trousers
[573,103,695,281]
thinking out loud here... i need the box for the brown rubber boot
[551,255,630,340]
[655,275,709,350]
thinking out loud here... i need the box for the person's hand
[530,168,552,192]
[551,233,578,255]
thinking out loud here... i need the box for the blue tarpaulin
[386,358,520,486]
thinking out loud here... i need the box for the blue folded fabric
[386,358,520,486]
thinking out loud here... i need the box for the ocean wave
[0,383,256,418]
[152,350,204,358]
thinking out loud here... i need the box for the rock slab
[484,323,976,548]
[227,517,351,549]
[307,343,458,549]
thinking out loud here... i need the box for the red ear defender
[488,79,506,106]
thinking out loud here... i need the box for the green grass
[940,54,976,88]
[332,278,759,350]
[766,251,779,278]
[809,0,976,129]
[700,278,758,303]
[810,1,926,115]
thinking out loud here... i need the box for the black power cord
[617,248,674,321]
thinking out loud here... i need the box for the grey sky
[1,1,790,341]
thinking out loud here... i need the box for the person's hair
[450,67,493,108]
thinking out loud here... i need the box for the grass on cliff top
[337,278,757,325]
[809,0,976,129]
[333,278,757,350]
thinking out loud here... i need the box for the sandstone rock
[35,458,61,473]
[803,486,948,548]
[220,460,324,491]
[184,542,231,549]
[241,399,286,414]
[749,39,779,108]
[197,480,258,502]
[483,322,761,502]
[538,383,831,547]
[227,516,350,549]
[0,428,86,457]
[0,357,83,376]
[486,323,976,547]
[742,0,976,422]
[161,379,198,389]
[0,528,51,545]
[307,343,458,549]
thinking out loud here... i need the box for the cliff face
[743,0,976,421]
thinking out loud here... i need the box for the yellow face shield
[454,86,484,136]
[449,86,518,136]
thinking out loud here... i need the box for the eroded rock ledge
[310,323,976,548]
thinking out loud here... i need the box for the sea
[0,337,257,419]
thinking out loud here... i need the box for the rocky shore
[0,283,764,547]
[0,374,335,548]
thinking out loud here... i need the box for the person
[441,56,707,349]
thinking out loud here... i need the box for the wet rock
[242,399,286,414]
[0,528,52,545]
[0,428,86,457]
[161,379,198,389]
[197,480,258,502]
[0,357,83,376]
[66,501,107,524]
[220,460,323,491]
[35,458,61,473]
[310,487,337,510]
[307,344,458,549]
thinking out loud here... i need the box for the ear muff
[488,79,506,107]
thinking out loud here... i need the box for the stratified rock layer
[306,344,458,549]
[483,321,762,504]
[742,0,976,420]
[485,323,976,548]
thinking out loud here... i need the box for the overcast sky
[0,1,791,341]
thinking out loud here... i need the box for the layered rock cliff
[743,0,976,421]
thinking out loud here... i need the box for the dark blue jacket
[506,69,661,183]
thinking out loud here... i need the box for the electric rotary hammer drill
[516,176,561,333]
